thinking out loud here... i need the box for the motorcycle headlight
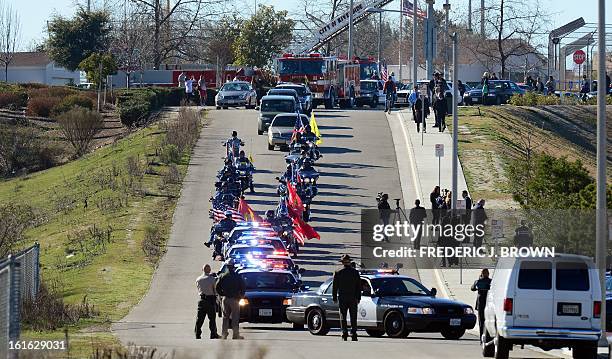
[407,307,435,315]
[464,307,474,315]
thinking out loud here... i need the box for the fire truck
[276,53,361,109]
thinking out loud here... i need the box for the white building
[5,52,81,86]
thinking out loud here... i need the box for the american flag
[402,0,426,18]
[381,63,388,82]
[210,206,244,222]
[290,114,305,143]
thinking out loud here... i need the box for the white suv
[482,254,601,359]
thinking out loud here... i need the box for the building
[5,52,81,86]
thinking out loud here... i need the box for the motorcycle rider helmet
[239,150,245,157]
[231,130,237,137]
[224,210,233,217]
[265,210,275,219]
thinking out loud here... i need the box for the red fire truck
[276,53,361,109]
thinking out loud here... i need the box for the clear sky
[8,0,611,50]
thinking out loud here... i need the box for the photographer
[376,193,391,242]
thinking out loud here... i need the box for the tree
[233,5,295,68]
[0,1,20,82]
[79,52,118,88]
[56,107,103,157]
[0,203,34,257]
[202,15,242,84]
[47,8,111,71]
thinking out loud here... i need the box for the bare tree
[57,107,103,157]
[200,15,241,85]
[0,1,20,82]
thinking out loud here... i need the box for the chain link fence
[0,243,40,359]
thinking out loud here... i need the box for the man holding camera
[377,193,391,241]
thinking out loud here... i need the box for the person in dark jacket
[471,199,487,247]
[409,199,427,249]
[513,220,533,248]
[430,186,441,225]
[332,254,361,341]
[195,264,220,339]
[481,72,490,105]
[216,259,246,340]
[461,190,472,228]
[432,88,447,132]
[377,193,392,241]
[412,94,430,133]
[471,268,492,341]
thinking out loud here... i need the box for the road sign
[435,144,444,157]
[573,50,586,65]
[491,219,504,238]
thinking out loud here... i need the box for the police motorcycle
[296,158,319,222]
[265,210,299,257]
[222,131,244,163]
[235,152,255,194]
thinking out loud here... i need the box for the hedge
[0,83,28,109]
[52,94,95,115]
[116,87,184,127]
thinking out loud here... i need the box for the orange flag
[238,198,264,223]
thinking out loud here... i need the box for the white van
[482,254,601,359]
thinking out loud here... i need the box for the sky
[7,0,611,51]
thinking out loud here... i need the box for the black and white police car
[286,268,476,339]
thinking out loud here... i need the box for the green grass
[2,110,202,357]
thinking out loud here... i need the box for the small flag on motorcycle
[248,153,254,164]
[309,112,322,145]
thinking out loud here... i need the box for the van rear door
[513,260,553,327]
[553,260,593,329]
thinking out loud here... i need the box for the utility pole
[443,0,450,79]
[480,0,485,37]
[348,0,354,59]
[451,32,458,211]
[378,12,382,68]
[467,0,472,32]
[596,0,607,337]
[425,0,435,81]
[413,0,418,84]
[87,0,91,12]
[399,1,403,82]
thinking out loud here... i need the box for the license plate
[472,98,480,102]
[449,318,461,326]
[259,309,273,317]
[559,303,581,315]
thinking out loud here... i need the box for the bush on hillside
[56,107,103,157]
[0,92,28,109]
[116,87,183,127]
[27,97,62,117]
[52,94,95,115]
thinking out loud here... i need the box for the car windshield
[261,100,295,113]
[230,247,274,257]
[272,115,307,127]
[279,86,307,96]
[222,83,251,91]
[607,277,612,292]
[241,272,297,290]
[360,62,378,80]
[371,277,430,296]
[361,81,379,90]
[279,59,324,75]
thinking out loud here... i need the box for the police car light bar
[358,268,400,275]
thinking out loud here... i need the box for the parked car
[395,83,413,107]
[267,88,300,108]
[482,254,601,359]
[215,81,257,109]
[275,83,313,114]
[357,79,384,108]
[258,95,299,135]
[463,80,525,105]
[267,113,309,151]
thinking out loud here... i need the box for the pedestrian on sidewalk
[471,199,487,247]
[185,75,195,105]
[332,254,361,342]
[195,264,220,339]
[432,87,447,132]
[439,212,458,267]
[480,72,490,106]
[409,199,427,249]
[471,268,492,342]
[198,75,207,106]
[215,259,246,340]
[545,75,556,95]
[178,71,186,88]
[430,186,441,225]
[461,190,472,226]
[412,92,430,133]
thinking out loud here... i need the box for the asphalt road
[112,107,556,359]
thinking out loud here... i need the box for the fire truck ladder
[301,0,394,54]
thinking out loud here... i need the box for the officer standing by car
[215,259,246,340]
[332,254,361,341]
[513,220,533,248]
[195,264,220,339]
[471,268,492,342]
[409,199,427,249]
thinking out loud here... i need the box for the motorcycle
[236,162,255,193]
[279,224,299,257]
[222,138,244,163]
[296,166,319,222]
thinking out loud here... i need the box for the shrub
[115,87,185,127]
[0,126,60,176]
[27,96,62,117]
[56,107,103,157]
[142,225,164,263]
[52,94,95,115]
[159,144,181,164]
[28,86,77,99]
[0,92,28,109]
[0,203,35,257]
[164,108,200,152]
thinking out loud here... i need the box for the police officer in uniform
[195,264,220,339]
[332,254,361,341]
[513,220,533,248]
[215,259,246,340]
[409,199,427,249]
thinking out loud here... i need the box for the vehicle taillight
[273,250,288,256]
[594,301,601,318]
[503,298,513,314]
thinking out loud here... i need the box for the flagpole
[399,0,403,82]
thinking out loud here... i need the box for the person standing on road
[195,264,220,339]
[545,75,556,95]
[409,199,427,249]
[513,220,533,248]
[430,186,441,225]
[481,72,490,105]
[215,259,246,340]
[185,76,195,104]
[471,199,487,247]
[332,254,361,342]
[471,268,492,342]
[412,91,430,133]
[198,75,207,106]
[377,193,391,242]
[432,87,447,132]
[383,77,397,113]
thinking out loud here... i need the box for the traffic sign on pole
[573,49,586,65]
[435,143,444,157]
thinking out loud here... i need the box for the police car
[227,225,277,243]
[235,268,306,328]
[286,269,476,339]
[226,244,276,260]
[217,254,304,279]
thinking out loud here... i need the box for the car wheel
[384,310,405,338]
[572,341,597,359]
[441,328,465,340]
[223,106,228,109]
[268,143,274,151]
[495,96,502,105]
[292,322,304,330]
[482,329,494,357]
[258,129,263,135]
[493,334,510,359]
[216,106,221,109]
[365,329,385,337]
[306,308,329,336]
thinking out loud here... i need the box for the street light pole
[467,0,472,32]
[596,0,607,336]
[348,0,354,59]
[413,0,418,84]
[451,32,458,211]
[378,12,382,68]
[425,0,435,81]
[443,0,450,79]
[399,1,403,82]
[480,0,485,37]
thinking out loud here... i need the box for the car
[463,80,525,105]
[233,268,306,326]
[215,81,257,109]
[482,254,601,359]
[606,275,612,332]
[286,269,476,339]
[227,226,277,244]
[258,95,299,135]
[267,113,309,151]
[275,83,313,114]
[218,254,305,279]
[395,83,413,107]
[357,79,384,108]
[232,236,290,257]
[226,244,276,260]
[267,88,300,108]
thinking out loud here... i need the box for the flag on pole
[290,113,305,143]
[210,206,244,222]
[248,153,254,163]
[291,216,320,244]
[381,63,388,82]
[238,198,264,222]
[402,0,426,18]
[309,112,322,145]
[286,181,303,218]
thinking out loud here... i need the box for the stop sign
[573,50,586,65]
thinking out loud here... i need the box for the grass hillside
[1,107,203,357]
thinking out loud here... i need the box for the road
[112,107,556,359]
